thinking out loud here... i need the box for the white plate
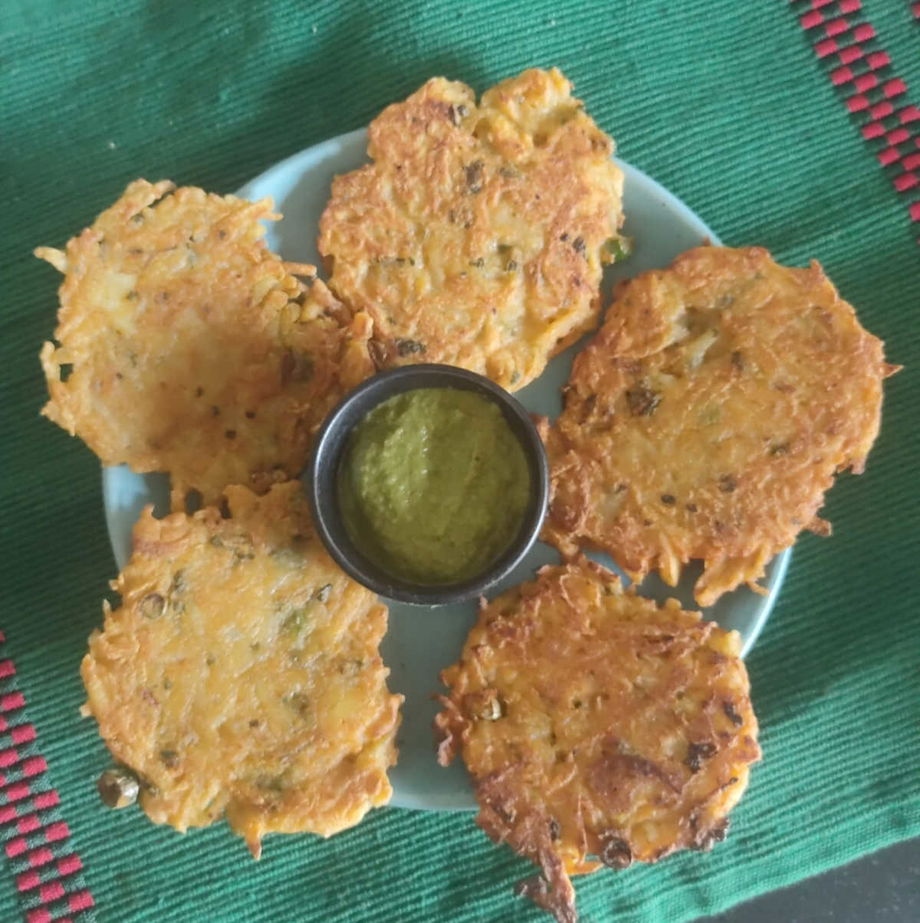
[102,130,791,812]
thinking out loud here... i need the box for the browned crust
[435,559,760,921]
[318,68,625,391]
[541,246,895,605]
[37,179,374,505]
[81,481,402,855]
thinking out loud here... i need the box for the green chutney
[337,387,531,585]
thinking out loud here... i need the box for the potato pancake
[318,67,625,391]
[81,481,402,856]
[37,179,374,505]
[542,246,896,606]
[436,560,759,922]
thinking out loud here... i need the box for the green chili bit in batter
[603,235,633,263]
[337,388,531,585]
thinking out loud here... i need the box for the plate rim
[100,130,791,812]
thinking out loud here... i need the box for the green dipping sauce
[337,387,532,585]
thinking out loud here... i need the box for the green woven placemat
[1,1,918,920]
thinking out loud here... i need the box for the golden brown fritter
[436,560,759,923]
[81,481,402,857]
[37,179,374,505]
[318,67,625,391]
[542,246,897,606]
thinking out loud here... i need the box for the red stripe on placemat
[831,52,889,86]
[2,693,26,713]
[0,636,94,921]
[791,0,920,240]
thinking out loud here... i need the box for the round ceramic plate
[102,129,791,812]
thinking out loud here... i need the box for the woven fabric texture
[1,1,918,920]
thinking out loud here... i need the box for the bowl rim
[307,364,549,605]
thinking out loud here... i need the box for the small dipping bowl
[308,364,549,605]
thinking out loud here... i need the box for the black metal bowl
[307,364,549,605]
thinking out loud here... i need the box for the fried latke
[81,481,402,856]
[543,246,897,606]
[318,67,625,391]
[436,560,759,923]
[37,180,374,505]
